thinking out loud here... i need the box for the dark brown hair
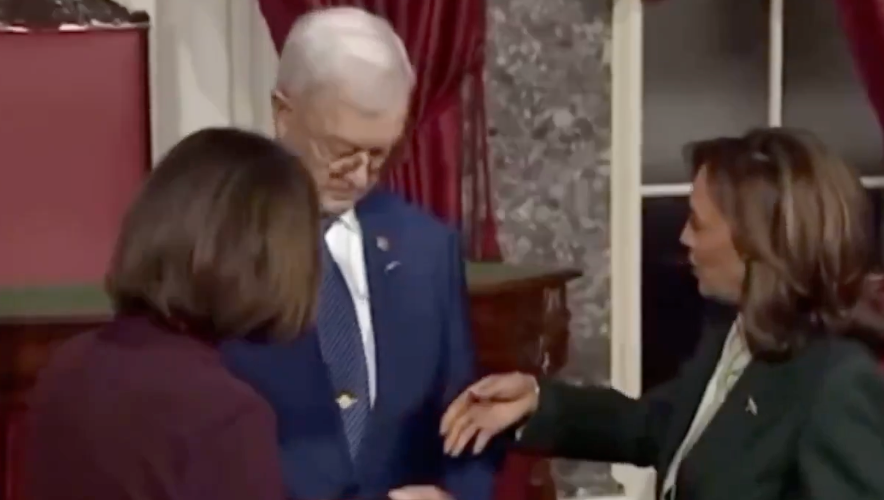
[106,127,320,343]
[686,127,884,357]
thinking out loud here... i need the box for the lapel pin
[385,261,401,273]
[336,392,357,410]
[746,397,758,416]
[376,236,390,252]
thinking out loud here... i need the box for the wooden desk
[0,263,580,500]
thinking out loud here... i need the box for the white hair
[277,7,415,113]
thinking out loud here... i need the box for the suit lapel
[687,359,797,460]
[351,191,408,464]
[678,329,829,494]
[658,302,737,478]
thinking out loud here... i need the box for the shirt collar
[332,209,359,234]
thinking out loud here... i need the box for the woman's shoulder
[34,317,272,434]
[777,334,879,402]
[803,335,883,408]
[151,347,275,436]
[795,337,884,449]
[818,335,880,373]
[187,363,275,423]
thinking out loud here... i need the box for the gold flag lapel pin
[746,397,758,416]
[336,392,357,410]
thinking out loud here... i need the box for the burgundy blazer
[23,315,286,500]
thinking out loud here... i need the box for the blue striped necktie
[317,217,371,459]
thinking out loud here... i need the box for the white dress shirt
[662,318,752,498]
[325,209,377,405]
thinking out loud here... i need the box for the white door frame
[608,0,651,498]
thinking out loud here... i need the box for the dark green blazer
[519,309,884,500]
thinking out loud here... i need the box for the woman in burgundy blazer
[23,127,320,500]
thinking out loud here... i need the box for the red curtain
[836,0,884,138]
[259,0,500,259]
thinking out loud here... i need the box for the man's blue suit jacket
[221,189,499,500]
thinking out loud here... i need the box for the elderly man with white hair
[222,6,500,500]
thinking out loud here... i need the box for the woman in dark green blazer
[441,128,884,500]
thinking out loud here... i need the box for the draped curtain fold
[836,0,884,140]
[259,0,500,259]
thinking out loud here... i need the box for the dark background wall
[640,0,883,391]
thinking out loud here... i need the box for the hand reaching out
[389,485,453,500]
[439,372,540,456]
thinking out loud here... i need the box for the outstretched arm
[517,375,679,467]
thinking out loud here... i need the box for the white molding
[861,176,884,189]
[641,176,884,198]
[768,0,784,126]
[610,0,654,499]
[640,183,692,197]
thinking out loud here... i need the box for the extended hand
[389,485,453,500]
[439,372,539,456]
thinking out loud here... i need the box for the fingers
[443,407,481,456]
[440,389,473,436]
[389,485,452,500]
[471,428,494,455]
[465,374,504,399]
[440,373,536,456]
[469,372,533,399]
[439,374,510,435]
[442,404,511,457]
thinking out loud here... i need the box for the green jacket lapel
[657,303,737,481]
[680,333,831,494]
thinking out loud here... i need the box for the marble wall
[486,0,621,497]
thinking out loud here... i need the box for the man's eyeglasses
[273,90,400,176]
